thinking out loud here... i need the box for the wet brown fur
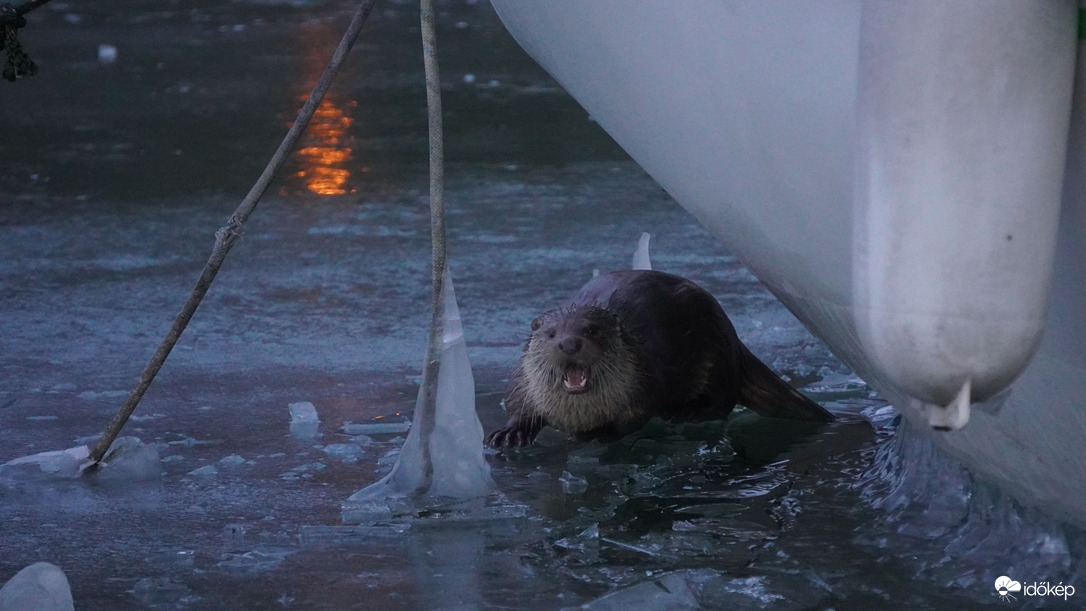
[486,270,834,448]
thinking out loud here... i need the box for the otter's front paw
[485,420,540,448]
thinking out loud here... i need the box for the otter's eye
[546,329,557,339]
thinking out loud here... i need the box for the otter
[486,270,834,448]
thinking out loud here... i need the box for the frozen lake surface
[2,1,1083,608]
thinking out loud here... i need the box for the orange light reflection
[295,96,356,196]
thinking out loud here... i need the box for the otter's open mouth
[562,364,590,394]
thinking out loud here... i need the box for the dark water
[1,1,1082,609]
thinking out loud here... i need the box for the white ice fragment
[559,471,588,495]
[322,444,365,463]
[219,454,246,468]
[0,562,74,611]
[342,421,410,435]
[289,402,320,440]
[345,266,492,514]
[289,402,319,423]
[186,465,218,478]
[97,44,117,65]
[463,73,476,84]
[0,445,90,482]
[631,232,652,270]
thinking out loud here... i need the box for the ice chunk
[91,436,162,482]
[344,266,492,515]
[289,402,319,423]
[631,231,652,270]
[289,402,320,440]
[218,454,247,468]
[348,434,374,446]
[322,444,365,463]
[186,465,218,478]
[0,446,90,482]
[0,562,74,611]
[559,471,588,495]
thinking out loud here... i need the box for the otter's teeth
[562,364,588,391]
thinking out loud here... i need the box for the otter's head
[521,306,640,432]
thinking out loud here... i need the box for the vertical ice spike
[344,266,492,514]
[631,232,652,270]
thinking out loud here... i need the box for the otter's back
[569,270,745,418]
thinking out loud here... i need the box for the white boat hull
[490,0,1086,526]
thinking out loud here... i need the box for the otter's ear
[530,317,542,331]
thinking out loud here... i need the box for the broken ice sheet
[216,547,296,573]
[0,436,160,484]
[559,471,588,495]
[343,266,492,518]
[0,445,90,482]
[580,571,697,610]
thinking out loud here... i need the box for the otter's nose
[558,337,582,355]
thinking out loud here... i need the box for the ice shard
[343,266,492,518]
[631,232,651,270]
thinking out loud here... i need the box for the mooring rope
[89,0,380,464]
[414,0,446,488]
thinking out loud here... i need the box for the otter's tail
[737,346,835,422]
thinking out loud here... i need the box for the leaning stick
[89,0,379,464]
